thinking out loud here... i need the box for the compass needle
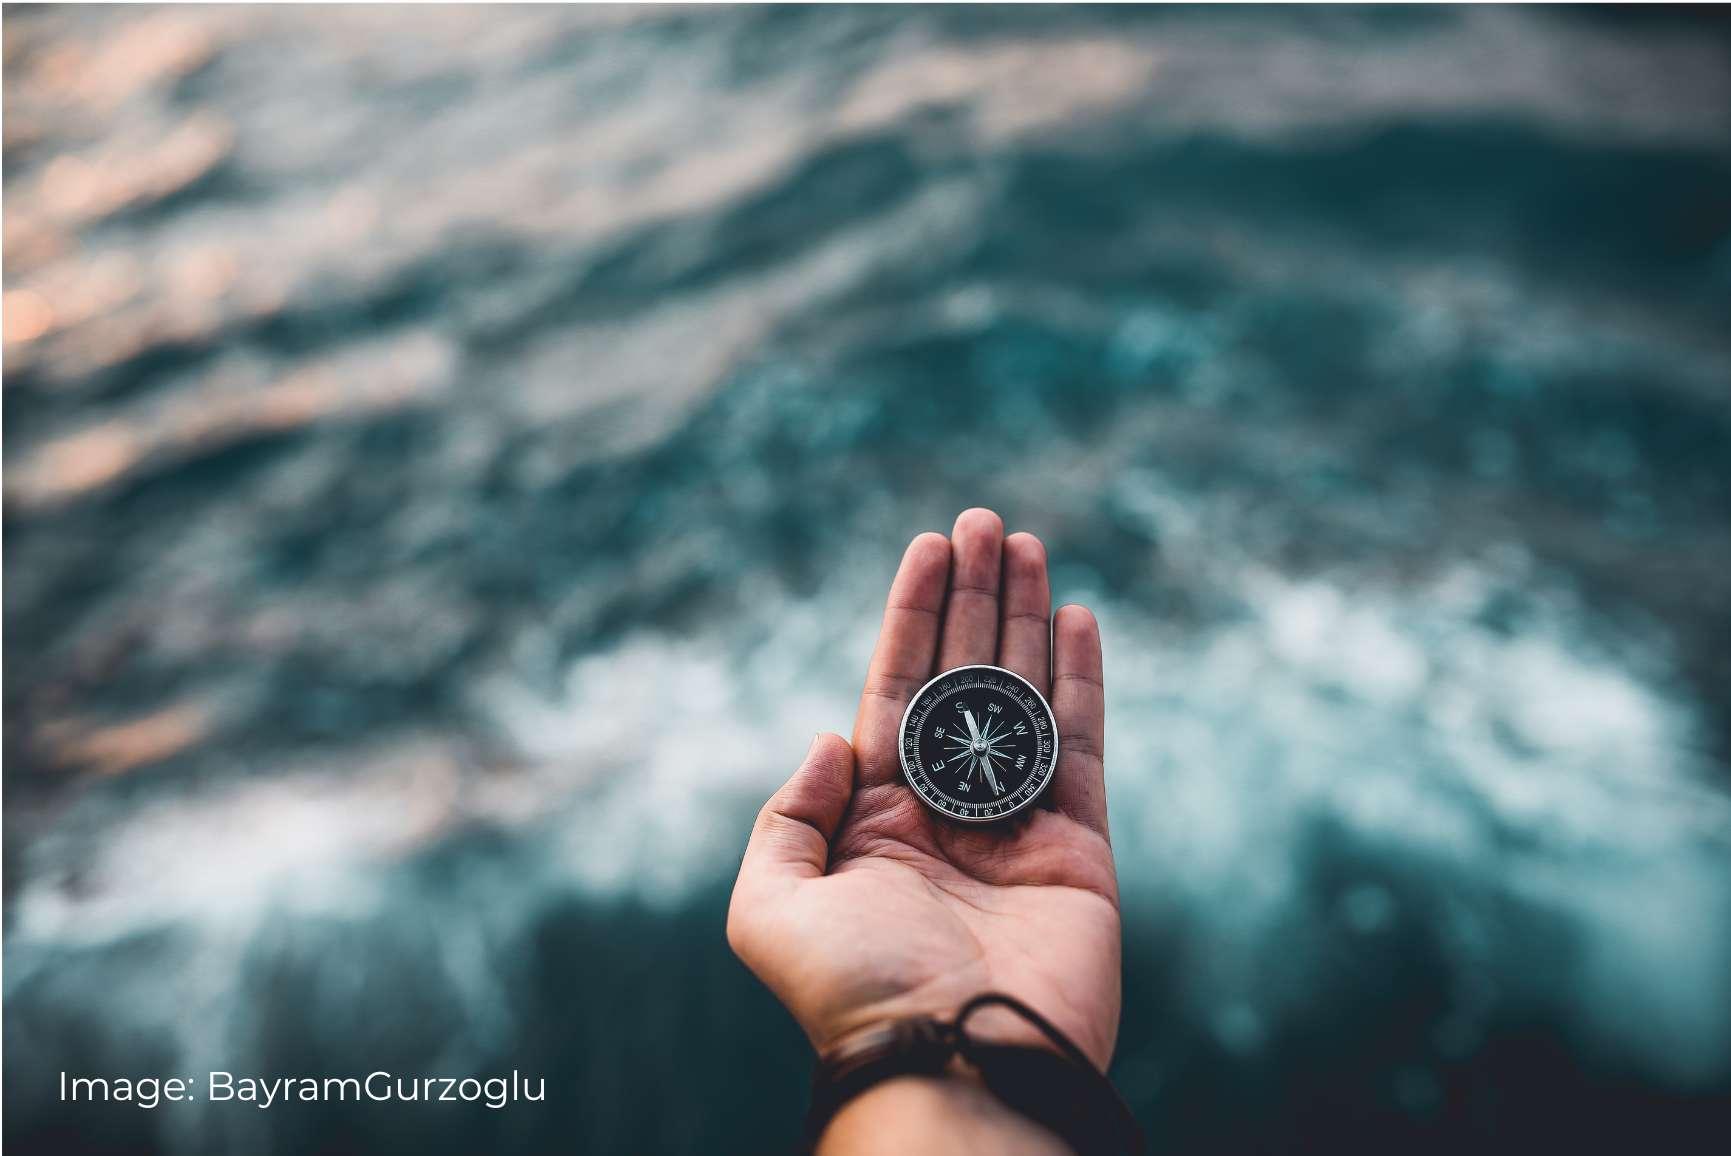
[981,753,1002,795]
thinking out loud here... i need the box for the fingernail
[807,732,822,756]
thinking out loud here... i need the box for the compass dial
[898,665,1059,823]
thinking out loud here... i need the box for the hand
[728,509,1120,1075]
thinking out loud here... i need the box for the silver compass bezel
[897,663,1060,823]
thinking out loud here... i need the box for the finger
[997,532,1051,696]
[1049,604,1108,838]
[735,733,857,894]
[936,508,1004,672]
[854,532,951,787]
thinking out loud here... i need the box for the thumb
[735,733,856,891]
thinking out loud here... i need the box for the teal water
[5,6,1731,1153]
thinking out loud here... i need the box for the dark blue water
[6,6,1731,1153]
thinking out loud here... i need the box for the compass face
[899,665,1059,823]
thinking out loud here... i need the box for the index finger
[853,532,951,788]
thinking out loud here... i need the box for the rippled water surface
[6,6,1731,1154]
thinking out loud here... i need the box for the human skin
[728,508,1120,1154]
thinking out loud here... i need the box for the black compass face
[899,665,1059,823]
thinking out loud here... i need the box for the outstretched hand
[728,509,1120,1071]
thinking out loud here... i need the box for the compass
[898,665,1059,823]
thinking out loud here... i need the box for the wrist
[803,994,1140,1156]
[810,999,1089,1071]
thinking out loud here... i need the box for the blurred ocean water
[5,5,1731,1153]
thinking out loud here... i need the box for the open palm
[729,509,1120,1070]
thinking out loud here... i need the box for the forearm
[816,1074,1075,1156]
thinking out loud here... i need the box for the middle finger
[936,507,1004,671]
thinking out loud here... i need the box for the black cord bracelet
[801,993,1142,1155]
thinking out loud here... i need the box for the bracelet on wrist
[802,993,1142,1155]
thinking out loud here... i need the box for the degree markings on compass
[902,670,1059,817]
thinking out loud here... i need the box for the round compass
[898,665,1059,823]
